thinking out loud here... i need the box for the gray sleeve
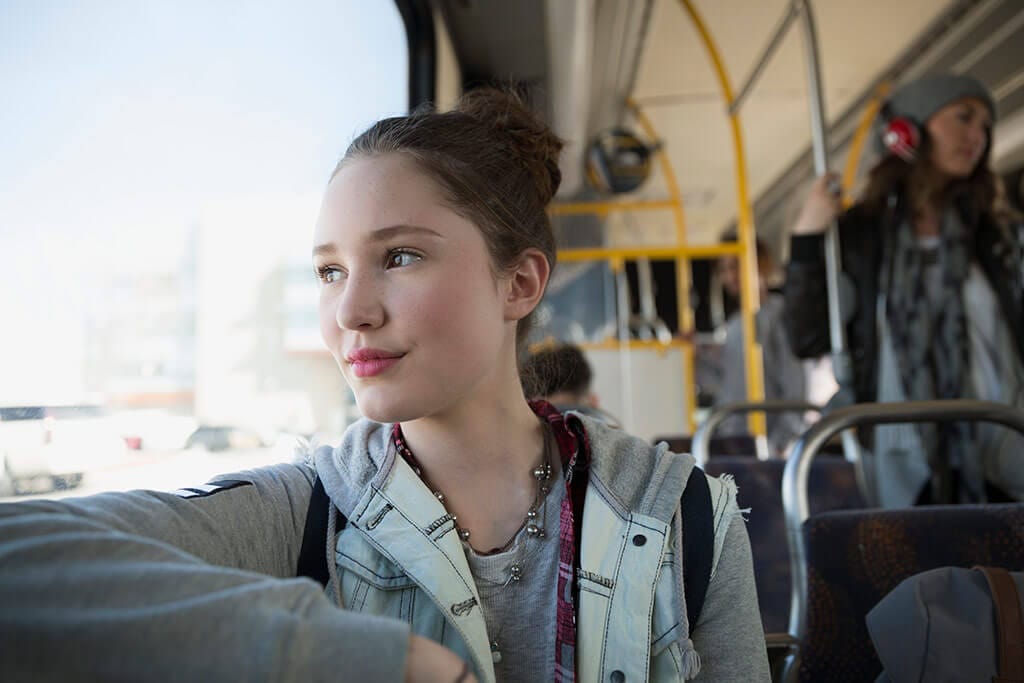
[0,463,412,682]
[714,315,748,437]
[0,461,317,577]
[691,514,771,682]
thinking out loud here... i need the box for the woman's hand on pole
[793,172,843,235]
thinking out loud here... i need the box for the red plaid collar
[530,400,588,682]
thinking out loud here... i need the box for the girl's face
[926,97,991,179]
[313,154,517,423]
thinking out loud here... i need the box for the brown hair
[860,133,996,222]
[334,88,564,351]
[521,344,593,399]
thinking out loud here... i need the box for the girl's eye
[315,266,344,284]
[385,250,422,269]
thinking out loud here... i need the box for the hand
[404,635,479,683]
[793,172,842,235]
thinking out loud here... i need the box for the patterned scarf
[392,400,590,681]
[884,207,980,501]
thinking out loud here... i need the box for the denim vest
[330,450,735,683]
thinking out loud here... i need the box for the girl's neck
[399,388,548,552]
[399,379,543,481]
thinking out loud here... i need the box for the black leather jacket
[783,196,1024,405]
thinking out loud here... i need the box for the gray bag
[867,566,1024,682]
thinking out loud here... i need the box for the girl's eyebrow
[368,224,444,243]
[312,225,443,257]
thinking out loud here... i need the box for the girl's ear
[504,248,550,322]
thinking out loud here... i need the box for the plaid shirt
[392,400,591,682]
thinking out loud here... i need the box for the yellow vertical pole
[679,0,766,438]
[841,82,890,207]
[628,100,697,434]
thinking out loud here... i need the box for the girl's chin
[354,395,430,424]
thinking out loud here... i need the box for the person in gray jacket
[0,89,769,682]
[714,233,809,456]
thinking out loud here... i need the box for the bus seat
[704,457,865,634]
[797,503,1024,683]
[653,434,757,457]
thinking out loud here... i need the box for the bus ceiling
[433,0,1024,245]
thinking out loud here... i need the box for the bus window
[0,1,408,501]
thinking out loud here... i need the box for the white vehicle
[0,404,127,495]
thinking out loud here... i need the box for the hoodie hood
[306,418,395,520]
[304,412,710,680]
[573,412,697,524]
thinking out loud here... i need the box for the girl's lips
[349,355,404,378]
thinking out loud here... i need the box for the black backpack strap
[297,476,346,586]
[681,466,714,629]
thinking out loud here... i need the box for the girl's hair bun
[456,88,563,205]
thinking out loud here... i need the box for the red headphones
[881,115,921,162]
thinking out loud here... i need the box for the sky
[0,0,407,400]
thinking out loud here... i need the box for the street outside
[0,442,304,504]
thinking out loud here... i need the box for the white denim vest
[331,452,735,683]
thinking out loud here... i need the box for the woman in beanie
[784,74,1024,507]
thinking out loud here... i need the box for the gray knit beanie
[874,74,996,154]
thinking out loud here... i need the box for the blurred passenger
[785,74,1024,506]
[715,233,808,456]
[521,343,619,426]
[0,89,769,681]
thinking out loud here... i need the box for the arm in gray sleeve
[691,514,771,682]
[714,314,748,437]
[0,461,316,577]
[0,510,410,682]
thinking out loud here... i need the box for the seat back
[704,457,865,633]
[798,503,1024,682]
[653,434,757,458]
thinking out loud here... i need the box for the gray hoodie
[0,414,768,682]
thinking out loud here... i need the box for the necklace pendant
[491,640,502,664]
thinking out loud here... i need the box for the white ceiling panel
[627,0,954,243]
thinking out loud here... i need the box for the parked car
[0,403,126,495]
[108,410,199,452]
[184,425,265,452]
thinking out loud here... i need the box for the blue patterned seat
[653,434,757,457]
[798,503,1024,682]
[703,457,865,634]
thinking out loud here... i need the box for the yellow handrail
[841,81,891,207]
[629,99,697,434]
[679,0,766,438]
[550,199,678,216]
[558,243,741,262]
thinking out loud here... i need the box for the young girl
[0,90,769,682]
[785,74,1024,506]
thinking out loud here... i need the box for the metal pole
[691,400,821,466]
[795,0,863,481]
[797,0,844,360]
[729,1,800,115]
